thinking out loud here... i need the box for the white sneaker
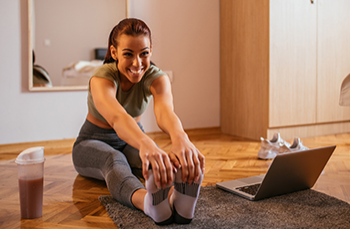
[278,137,308,154]
[257,133,290,159]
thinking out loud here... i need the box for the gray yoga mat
[99,186,350,229]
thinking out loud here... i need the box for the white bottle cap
[15,147,45,165]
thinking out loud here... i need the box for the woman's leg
[72,139,145,209]
[122,144,144,180]
[72,120,173,224]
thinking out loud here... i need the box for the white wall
[0,0,88,145]
[0,0,220,145]
[132,0,220,132]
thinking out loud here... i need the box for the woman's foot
[143,170,173,225]
[170,169,203,224]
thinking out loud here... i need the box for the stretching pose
[72,18,205,225]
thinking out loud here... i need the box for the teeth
[130,69,142,74]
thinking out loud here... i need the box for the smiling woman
[27,0,127,91]
[71,18,205,226]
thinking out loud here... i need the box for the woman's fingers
[142,154,150,181]
[185,150,195,184]
[142,141,205,188]
[199,152,205,174]
[168,152,180,169]
[157,155,169,189]
[176,147,205,184]
[150,159,161,188]
[192,150,202,182]
[149,151,173,189]
[163,155,174,186]
[177,151,188,183]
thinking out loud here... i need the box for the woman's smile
[129,68,144,76]
[129,69,142,74]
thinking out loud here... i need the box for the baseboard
[0,138,76,154]
[267,121,350,140]
[0,127,222,154]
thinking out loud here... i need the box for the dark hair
[104,18,152,64]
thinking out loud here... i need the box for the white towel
[62,60,103,74]
[339,73,350,106]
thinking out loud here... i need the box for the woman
[72,18,205,225]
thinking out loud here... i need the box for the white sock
[143,170,173,225]
[170,169,203,224]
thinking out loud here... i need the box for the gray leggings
[72,119,145,209]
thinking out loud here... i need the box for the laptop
[216,145,336,200]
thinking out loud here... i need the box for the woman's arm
[150,75,205,184]
[90,77,174,188]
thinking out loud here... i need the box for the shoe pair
[257,133,308,160]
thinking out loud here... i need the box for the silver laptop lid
[254,145,336,200]
[216,145,336,200]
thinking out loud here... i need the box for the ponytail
[103,27,118,64]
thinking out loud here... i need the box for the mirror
[28,0,128,91]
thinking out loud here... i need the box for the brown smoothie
[18,177,43,219]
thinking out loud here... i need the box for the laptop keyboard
[236,183,261,196]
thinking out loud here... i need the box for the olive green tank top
[87,62,165,122]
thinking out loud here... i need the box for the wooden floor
[0,129,349,229]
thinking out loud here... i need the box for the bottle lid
[15,147,45,165]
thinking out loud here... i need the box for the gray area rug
[99,186,350,229]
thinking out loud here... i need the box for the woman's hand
[139,139,174,189]
[168,133,205,184]
[149,75,204,184]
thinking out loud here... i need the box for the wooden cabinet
[317,0,350,123]
[220,0,350,140]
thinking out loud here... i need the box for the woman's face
[111,34,152,84]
